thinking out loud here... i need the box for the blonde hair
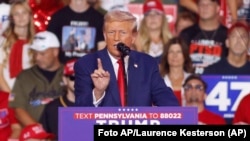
[103,10,137,33]
[135,14,172,53]
[2,0,35,66]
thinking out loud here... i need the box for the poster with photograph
[62,26,96,58]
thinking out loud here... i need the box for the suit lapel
[98,49,120,105]
[127,51,139,105]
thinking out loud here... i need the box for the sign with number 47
[202,75,250,119]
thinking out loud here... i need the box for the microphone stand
[117,42,130,106]
[120,54,128,106]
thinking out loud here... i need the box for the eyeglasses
[183,84,204,91]
[65,75,75,81]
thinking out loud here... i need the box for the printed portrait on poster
[62,26,96,57]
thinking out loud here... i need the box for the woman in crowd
[159,37,194,106]
[134,0,172,63]
[0,0,35,92]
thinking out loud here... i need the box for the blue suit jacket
[74,48,179,107]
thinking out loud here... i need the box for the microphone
[117,42,131,56]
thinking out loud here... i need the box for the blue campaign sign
[201,75,250,119]
[59,107,197,141]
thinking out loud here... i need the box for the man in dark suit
[74,10,179,107]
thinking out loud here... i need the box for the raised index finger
[97,58,103,70]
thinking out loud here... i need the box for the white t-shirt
[0,36,33,90]
[148,42,163,58]
[163,72,191,106]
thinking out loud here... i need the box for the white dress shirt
[93,51,128,106]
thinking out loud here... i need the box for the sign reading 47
[201,75,250,119]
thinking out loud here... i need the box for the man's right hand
[91,58,110,99]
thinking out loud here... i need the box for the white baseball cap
[30,31,60,51]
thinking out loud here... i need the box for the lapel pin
[134,64,138,68]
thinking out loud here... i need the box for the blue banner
[59,107,197,141]
[202,75,250,119]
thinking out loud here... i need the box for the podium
[59,107,197,141]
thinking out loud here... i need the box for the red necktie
[117,59,126,107]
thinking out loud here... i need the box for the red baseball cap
[228,22,249,36]
[63,59,77,76]
[19,123,55,141]
[143,0,164,14]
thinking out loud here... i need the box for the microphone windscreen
[117,42,130,56]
